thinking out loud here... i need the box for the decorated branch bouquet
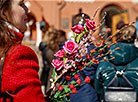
[45,8,132,102]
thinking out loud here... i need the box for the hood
[108,42,138,65]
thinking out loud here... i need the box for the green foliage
[70,80,77,85]
[52,68,56,79]
[63,56,66,65]
[76,32,85,43]
[54,91,61,99]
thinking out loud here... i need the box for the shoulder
[6,44,38,62]
[96,60,113,75]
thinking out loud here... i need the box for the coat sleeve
[2,45,46,102]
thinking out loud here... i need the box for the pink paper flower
[58,69,68,79]
[85,19,96,31]
[71,24,84,34]
[63,41,78,55]
[64,64,72,69]
[64,59,74,69]
[51,59,63,71]
[79,47,88,56]
[54,49,65,58]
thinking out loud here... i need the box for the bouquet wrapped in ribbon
[45,8,133,102]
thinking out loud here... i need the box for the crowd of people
[0,0,138,102]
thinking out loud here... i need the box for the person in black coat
[39,42,50,94]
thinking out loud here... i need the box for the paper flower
[63,41,78,55]
[51,59,63,71]
[85,19,96,31]
[71,24,84,34]
[54,49,65,58]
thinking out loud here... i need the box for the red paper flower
[98,55,101,58]
[101,54,104,57]
[66,93,71,97]
[85,76,91,83]
[108,50,111,53]
[121,36,124,39]
[72,88,77,94]
[107,45,110,48]
[112,57,116,59]
[114,41,117,44]
[71,24,84,34]
[109,36,112,39]
[117,47,120,50]
[71,69,76,72]
[58,85,63,91]
[96,43,101,46]
[86,55,91,59]
[89,64,91,67]
[77,79,81,85]
[101,36,104,40]
[67,85,70,88]
[104,57,108,62]
[74,74,79,79]
[70,84,74,89]
[66,75,71,81]
[99,49,103,53]
[96,61,99,64]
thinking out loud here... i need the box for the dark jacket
[62,43,98,102]
[39,42,48,71]
[39,42,50,86]
[94,42,138,95]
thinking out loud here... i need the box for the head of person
[72,8,90,27]
[56,30,66,44]
[43,31,59,51]
[116,25,137,43]
[0,0,28,49]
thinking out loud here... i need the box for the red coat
[0,31,46,102]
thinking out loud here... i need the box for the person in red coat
[0,0,46,102]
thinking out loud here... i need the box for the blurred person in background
[39,30,59,94]
[56,29,67,50]
[39,42,49,95]
[94,25,138,101]
[116,16,125,30]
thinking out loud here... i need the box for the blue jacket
[60,43,98,102]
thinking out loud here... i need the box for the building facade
[27,0,138,42]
